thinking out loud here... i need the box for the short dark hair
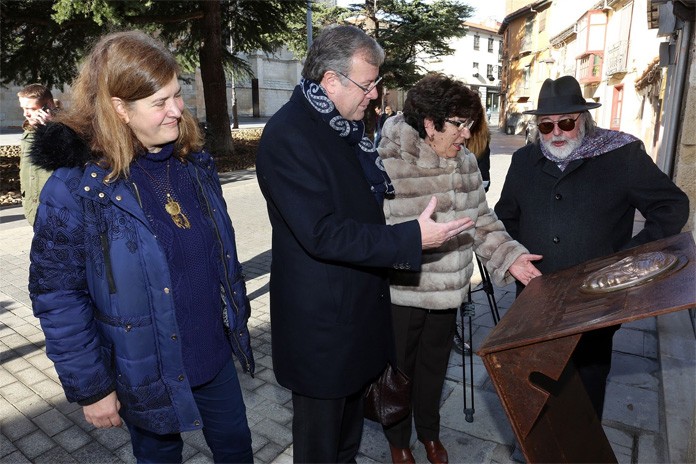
[403,73,484,139]
[17,84,54,107]
[302,25,384,82]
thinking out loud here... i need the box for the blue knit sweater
[129,144,231,387]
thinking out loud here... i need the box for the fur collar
[378,114,443,169]
[29,122,94,171]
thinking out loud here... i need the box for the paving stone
[1,433,18,458]
[1,450,31,463]
[32,445,78,463]
[12,394,52,418]
[49,394,81,416]
[255,382,292,405]
[253,418,292,448]
[52,425,92,453]
[250,430,270,453]
[608,352,659,390]
[91,426,131,451]
[13,365,49,386]
[113,443,137,464]
[33,408,74,437]
[70,441,122,463]
[269,448,293,464]
[604,382,660,433]
[29,378,64,398]
[0,380,34,403]
[182,429,209,454]
[0,367,15,387]
[440,385,515,445]
[636,431,666,463]
[182,451,214,463]
[254,441,286,464]
[25,352,54,371]
[67,408,96,432]
[0,407,37,441]
[1,355,31,374]
[251,399,293,425]
[13,429,55,459]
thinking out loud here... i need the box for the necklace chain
[135,158,191,229]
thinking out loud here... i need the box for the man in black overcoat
[495,75,689,422]
[256,25,473,463]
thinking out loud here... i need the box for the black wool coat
[256,87,422,399]
[494,140,689,275]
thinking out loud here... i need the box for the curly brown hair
[403,73,485,140]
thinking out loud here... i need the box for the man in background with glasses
[256,25,472,462]
[495,75,688,426]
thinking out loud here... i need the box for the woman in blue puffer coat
[28,30,254,463]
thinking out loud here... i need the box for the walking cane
[458,256,501,422]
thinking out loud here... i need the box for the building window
[487,64,494,79]
[521,16,534,51]
[473,62,479,77]
[498,65,502,78]
[488,37,494,53]
[610,85,623,130]
[474,35,480,50]
[499,40,503,59]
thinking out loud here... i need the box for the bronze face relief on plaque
[580,251,682,293]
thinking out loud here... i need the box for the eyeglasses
[537,115,581,134]
[334,70,383,95]
[445,118,474,131]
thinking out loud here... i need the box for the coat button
[125,324,132,332]
[91,172,97,178]
[98,192,105,198]
[171,334,177,340]
[194,420,200,426]
[164,287,170,294]
[553,236,560,244]
[555,193,562,200]
[115,195,122,201]
[84,186,90,192]
[178,374,185,381]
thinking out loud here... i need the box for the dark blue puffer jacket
[28,123,254,434]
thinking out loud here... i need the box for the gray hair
[302,25,385,82]
[533,110,597,143]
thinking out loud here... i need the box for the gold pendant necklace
[136,158,191,229]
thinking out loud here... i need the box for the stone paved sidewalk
[2,134,693,463]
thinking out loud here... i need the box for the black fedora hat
[523,75,601,115]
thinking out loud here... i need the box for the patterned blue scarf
[300,78,394,205]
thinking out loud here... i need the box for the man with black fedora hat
[495,75,689,422]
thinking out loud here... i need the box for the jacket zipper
[100,234,117,294]
[192,167,251,373]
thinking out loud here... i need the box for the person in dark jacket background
[29,30,254,463]
[495,75,689,422]
[256,25,472,463]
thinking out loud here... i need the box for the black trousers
[572,325,620,420]
[383,304,457,447]
[291,389,365,463]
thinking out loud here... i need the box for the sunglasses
[445,118,474,131]
[333,70,383,95]
[537,115,581,134]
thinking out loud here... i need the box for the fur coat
[379,114,528,310]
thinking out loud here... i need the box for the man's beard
[540,124,585,159]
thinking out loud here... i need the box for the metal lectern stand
[477,232,696,463]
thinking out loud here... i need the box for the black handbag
[363,363,411,427]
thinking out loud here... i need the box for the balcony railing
[605,40,628,76]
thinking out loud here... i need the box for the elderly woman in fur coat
[378,74,542,464]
